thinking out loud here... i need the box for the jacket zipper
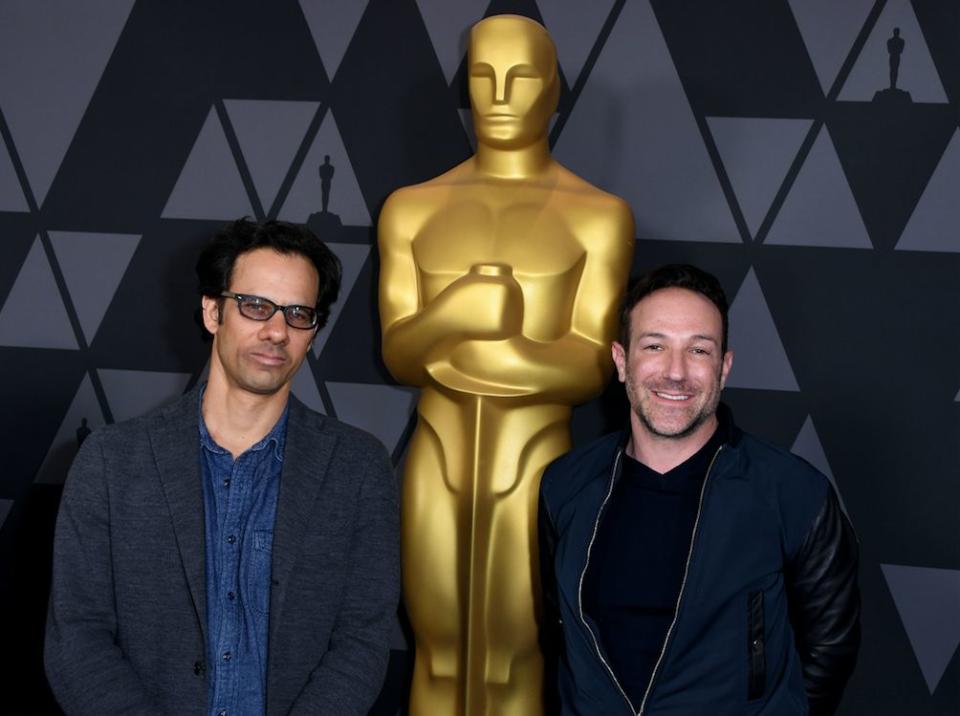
[636,445,724,715]
[577,448,637,715]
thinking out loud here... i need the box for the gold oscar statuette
[378,14,635,716]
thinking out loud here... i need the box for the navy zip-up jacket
[538,406,860,715]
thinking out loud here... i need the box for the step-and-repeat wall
[0,1,957,714]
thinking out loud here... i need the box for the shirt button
[223,478,231,488]
[227,534,236,544]
[222,651,232,661]
[227,591,235,601]
[218,711,227,716]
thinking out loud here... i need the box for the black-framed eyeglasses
[220,292,318,330]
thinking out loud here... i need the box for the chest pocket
[243,529,274,617]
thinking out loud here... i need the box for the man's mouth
[250,351,286,366]
[653,390,693,402]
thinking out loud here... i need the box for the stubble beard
[219,341,298,397]
[627,374,722,441]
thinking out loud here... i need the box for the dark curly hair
[619,264,729,353]
[196,218,342,330]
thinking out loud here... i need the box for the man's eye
[643,344,662,351]
[691,347,709,355]
[242,301,272,317]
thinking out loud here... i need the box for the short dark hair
[618,264,729,352]
[196,218,342,329]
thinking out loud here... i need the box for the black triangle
[913,0,960,106]
[651,0,822,117]
[0,215,36,310]
[827,102,956,250]
[330,0,467,213]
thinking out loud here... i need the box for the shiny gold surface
[378,15,634,715]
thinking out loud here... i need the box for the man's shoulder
[732,429,832,510]
[736,430,827,480]
[83,391,192,451]
[287,398,390,460]
[541,431,623,503]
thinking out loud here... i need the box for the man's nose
[259,311,290,343]
[665,349,687,381]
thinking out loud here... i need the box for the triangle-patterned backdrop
[0,1,957,713]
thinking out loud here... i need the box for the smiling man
[538,264,860,715]
[45,219,400,716]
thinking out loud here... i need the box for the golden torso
[414,183,586,343]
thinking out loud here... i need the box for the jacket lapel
[269,397,336,627]
[150,388,207,640]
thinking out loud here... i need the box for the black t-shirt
[583,425,724,708]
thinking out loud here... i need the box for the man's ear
[719,349,734,389]
[200,296,221,335]
[611,342,627,383]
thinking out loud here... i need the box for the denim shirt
[199,392,287,716]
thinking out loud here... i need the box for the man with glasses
[45,219,400,716]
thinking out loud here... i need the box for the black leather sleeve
[538,488,562,715]
[785,486,861,716]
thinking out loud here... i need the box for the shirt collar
[197,383,289,463]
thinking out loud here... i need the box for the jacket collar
[150,385,206,641]
[268,396,338,633]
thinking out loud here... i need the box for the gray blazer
[44,388,400,716]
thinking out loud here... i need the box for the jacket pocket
[747,590,766,701]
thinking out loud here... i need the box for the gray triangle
[49,231,140,345]
[99,369,191,423]
[0,138,28,211]
[313,243,370,358]
[790,416,848,515]
[897,128,960,253]
[290,361,326,415]
[415,0,488,85]
[766,126,873,248]
[838,0,948,103]
[0,236,78,349]
[725,268,799,391]
[278,110,371,226]
[161,107,255,221]
[553,0,739,243]
[224,99,320,211]
[787,0,874,94]
[298,0,369,81]
[881,564,960,694]
[0,0,135,205]
[0,498,13,530]
[707,117,812,238]
[35,374,107,485]
[326,382,418,453]
[538,0,618,88]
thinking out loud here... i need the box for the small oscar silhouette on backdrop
[307,154,343,240]
[874,27,912,105]
[75,417,91,447]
